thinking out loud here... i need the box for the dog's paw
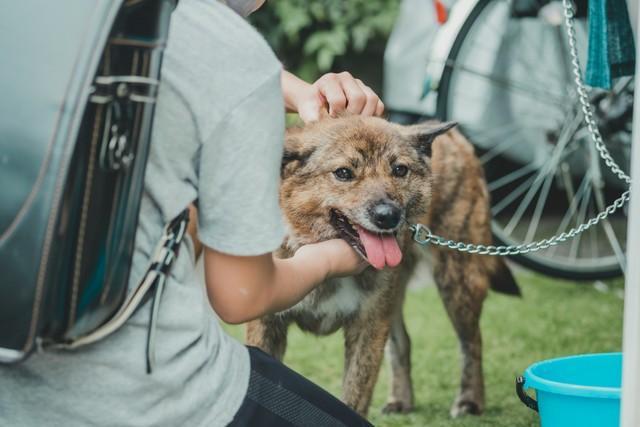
[382,400,413,414]
[449,398,483,418]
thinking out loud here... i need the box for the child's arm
[203,240,367,324]
[189,204,367,324]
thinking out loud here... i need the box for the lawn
[224,269,624,427]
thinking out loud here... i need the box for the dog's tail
[488,258,521,296]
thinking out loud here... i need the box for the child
[0,1,383,426]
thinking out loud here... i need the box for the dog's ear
[281,129,315,179]
[403,121,457,157]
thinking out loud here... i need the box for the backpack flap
[41,0,177,347]
[0,1,122,362]
[0,0,177,362]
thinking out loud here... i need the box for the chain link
[411,0,632,255]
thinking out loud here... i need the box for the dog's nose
[370,202,402,230]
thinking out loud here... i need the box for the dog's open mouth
[330,209,403,270]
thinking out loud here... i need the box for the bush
[251,0,400,83]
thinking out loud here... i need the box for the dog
[245,115,520,417]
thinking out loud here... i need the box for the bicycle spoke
[524,161,556,243]
[548,171,591,257]
[450,89,561,124]
[461,1,571,87]
[600,217,626,272]
[560,162,576,205]
[569,180,592,260]
[593,185,627,271]
[463,121,537,135]
[491,172,538,217]
[462,38,569,91]
[588,204,598,259]
[446,60,567,107]
[502,111,580,236]
[478,128,528,163]
[460,120,544,136]
[514,21,571,85]
[580,191,596,260]
[488,163,538,192]
[463,122,523,140]
[611,76,633,96]
[502,167,548,237]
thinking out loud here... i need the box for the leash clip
[411,223,433,245]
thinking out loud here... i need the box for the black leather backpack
[0,0,185,372]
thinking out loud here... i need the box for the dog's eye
[333,167,354,181]
[392,165,409,178]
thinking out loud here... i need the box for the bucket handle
[516,376,539,412]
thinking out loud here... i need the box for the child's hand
[310,72,384,120]
[294,239,369,279]
[282,70,384,123]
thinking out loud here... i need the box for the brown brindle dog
[245,115,520,417]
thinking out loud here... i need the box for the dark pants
[228,347,373,427]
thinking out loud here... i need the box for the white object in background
[620,2,639,427]
[383,0,484,117]
[383,0,440,116]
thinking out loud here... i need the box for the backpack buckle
[90,76,159,171]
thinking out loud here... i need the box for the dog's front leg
[342,308,392,416]
[245,315,288,360]
[382,300,414,414]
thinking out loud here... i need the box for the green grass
[225,271,623,427]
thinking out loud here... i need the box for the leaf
[275,3,311,41]
[317,48,335,71]
[352,25,372,52]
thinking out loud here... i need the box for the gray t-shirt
[0,1,285,426]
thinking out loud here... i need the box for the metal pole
[620,1,640,426]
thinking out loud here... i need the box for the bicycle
[384,0,634,280]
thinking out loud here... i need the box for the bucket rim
[523,352,621,399]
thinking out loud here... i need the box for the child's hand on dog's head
[282,71,384,123]
[294,239,369,279]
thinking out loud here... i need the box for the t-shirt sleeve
[196,71,286,256]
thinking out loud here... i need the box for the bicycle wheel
[436,0,633,280]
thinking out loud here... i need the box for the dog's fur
[245,115,520,417]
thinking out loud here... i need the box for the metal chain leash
[410,190,630,255]
[410,0,632,255]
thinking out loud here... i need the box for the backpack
[0,0,185,373]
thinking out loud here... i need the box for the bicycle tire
[435,0,627,280]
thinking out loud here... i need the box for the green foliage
[251,0,400,81]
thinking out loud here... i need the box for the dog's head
[280,115,456,270]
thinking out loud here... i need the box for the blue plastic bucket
[516,353,622,427]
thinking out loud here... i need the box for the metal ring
[412,223,433,245]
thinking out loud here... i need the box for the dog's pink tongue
[356,226,403,270]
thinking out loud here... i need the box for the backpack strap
[49,208,190,374]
